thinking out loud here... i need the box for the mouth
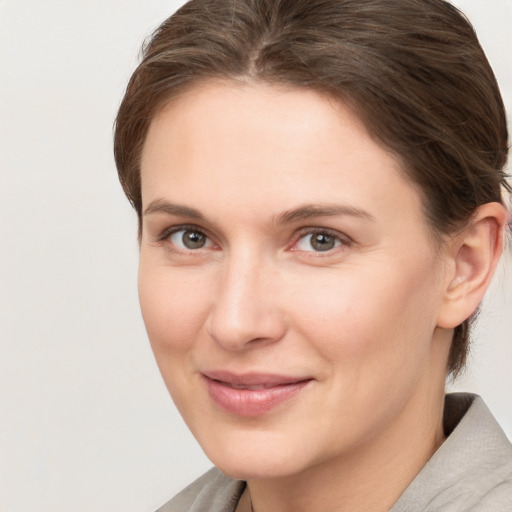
[201,371,313,417]
[221,382,280,390]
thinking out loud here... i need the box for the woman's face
[138,82,451,479]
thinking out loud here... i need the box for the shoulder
[392,393,512,511]
[155,467,245,512]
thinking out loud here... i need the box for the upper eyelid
[159,223,206,236]
[157,224,213,244]
[289,227,353,253]
[293,226,352,242]
[158,225,219,254]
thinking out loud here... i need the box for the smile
[202,371,313,417]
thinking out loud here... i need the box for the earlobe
[437,202,508,329]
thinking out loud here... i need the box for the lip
[202,370,313,417]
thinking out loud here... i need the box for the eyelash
[291,227,351,254]
[156,225,351,254]
[157,224,214,249]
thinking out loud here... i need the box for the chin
[197,426,320,481]
[213,455,306,481]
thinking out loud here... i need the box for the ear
[437,202,509,329]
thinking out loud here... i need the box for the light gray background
[0,1,510,511]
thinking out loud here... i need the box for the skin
[138,81,505,512]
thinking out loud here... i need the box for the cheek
[286,258,440,367]
[285,262,442,436]
[137,263,211,353]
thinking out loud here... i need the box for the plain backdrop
[0,1,510,511]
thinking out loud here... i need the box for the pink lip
[202,370,312,417]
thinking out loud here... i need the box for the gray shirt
[157,393,512,511]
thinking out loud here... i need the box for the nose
[206,251,286,351]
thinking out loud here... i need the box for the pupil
[183,231,206,249]
[311,233,334,251]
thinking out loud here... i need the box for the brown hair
[114,0,510,376]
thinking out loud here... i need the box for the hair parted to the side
[114,0,510,376]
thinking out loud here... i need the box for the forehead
[140,80,426,233]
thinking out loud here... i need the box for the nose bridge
[207,246,283,350]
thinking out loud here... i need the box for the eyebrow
[275,204,375,224]
[143,199,375,224]
[143,198,204,220]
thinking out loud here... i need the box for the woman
[114,0,512,510]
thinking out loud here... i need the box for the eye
[168,228,213,250]
[295,230,345,252]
